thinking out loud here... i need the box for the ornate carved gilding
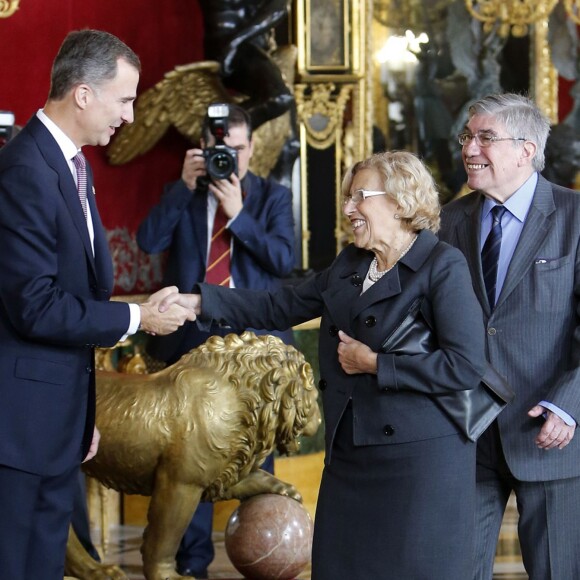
[564,0,580,24]
[464,0,558,37]
[295,83,353,149]
[532,19,558,123]
[0,0,19,18]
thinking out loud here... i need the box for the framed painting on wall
[305,0,351,71]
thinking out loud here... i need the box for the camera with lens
[201,103,238,182]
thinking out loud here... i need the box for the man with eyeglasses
[440,92,580,579]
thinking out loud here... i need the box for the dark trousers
[0,462,78,580]
[474,421,580,580]
[176,453,275,573]
[71,472,101,561]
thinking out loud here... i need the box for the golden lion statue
[67,332,321,580]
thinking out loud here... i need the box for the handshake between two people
[138,286,200,335]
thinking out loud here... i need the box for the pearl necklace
[368,235,418,282]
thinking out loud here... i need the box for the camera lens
[207,151,236,180]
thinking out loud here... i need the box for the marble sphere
[225,493,313,580]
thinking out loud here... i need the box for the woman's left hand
[337,330,378,375]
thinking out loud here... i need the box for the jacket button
[365,316,376,327]
[328,325,339,337]
[383,424,395,436]
[487,327,497,336]
[318,379,327,391]
[86,366,92,374]
[351,274,363,287]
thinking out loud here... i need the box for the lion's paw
[101,564,129,579]
[273,483,302,502]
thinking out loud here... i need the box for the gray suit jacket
[440,174,580,481]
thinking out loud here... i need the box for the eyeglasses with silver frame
[457,131,526,148]
[342,189,387,206]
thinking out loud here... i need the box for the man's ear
[519,140,537,167]
[73,84,92,110]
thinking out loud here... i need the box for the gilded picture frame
[305,0,351,71]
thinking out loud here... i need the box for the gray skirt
[311,406,476,580]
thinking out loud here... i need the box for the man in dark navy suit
[137,102,295,577]
[0,29,193,579]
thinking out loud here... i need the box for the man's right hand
[158,292,202,317]
[139,286,196,335]
[181,148,206,190]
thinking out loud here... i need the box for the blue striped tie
[481,205,507,308]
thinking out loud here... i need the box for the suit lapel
[86,171,113,296]
[348,231,438,320]
[30,117,96,267]
[495,176,555,309]
[191,189,209,268]
[351,267,402,320]
[321,248,375,335]
[455,194,490,315]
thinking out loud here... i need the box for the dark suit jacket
[193,229,487,461]
[137,170,295,362]
[440,175,580,481]
[0,115,130,476]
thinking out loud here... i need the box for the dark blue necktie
[481,205,507,308]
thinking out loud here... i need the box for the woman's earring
[394,214,400,220]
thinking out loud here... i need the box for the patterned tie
[205,204,231,286]
[481,205,507,308]
[72,152,88,220]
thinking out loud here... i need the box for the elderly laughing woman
[160,150,487,579]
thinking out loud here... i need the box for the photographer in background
[137,102,295,578]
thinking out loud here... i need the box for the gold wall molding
[464,0,558,37]
[0,0,20,18]
[563,0,580,24]
[295,83,353,149]
[532,19,558,123]
[295,81,354,268]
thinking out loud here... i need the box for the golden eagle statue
[107,46,297,179]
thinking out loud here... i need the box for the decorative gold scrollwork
[563,0,580,25]
[464,0,558,37]
[295,83,353,150]
[0,0,20,18]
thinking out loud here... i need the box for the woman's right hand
[158,292,201,317]
[337,330,378,375]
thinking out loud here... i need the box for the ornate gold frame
[303,0,351,72]
[0,0,20,18]
[532,19,558,123]
[294,0,371,266]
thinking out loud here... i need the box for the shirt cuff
[539,400,577,426]
[119,302,141,342]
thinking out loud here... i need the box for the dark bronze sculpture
[201,0,293,130]
[542,123,580,187]
[107,0,298,186]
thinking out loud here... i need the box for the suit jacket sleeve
[195,267,329,331]
[229,178,295,277]
[545,224,580,420]
[136,179,194,254]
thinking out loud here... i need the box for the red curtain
[0,0,204,293]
